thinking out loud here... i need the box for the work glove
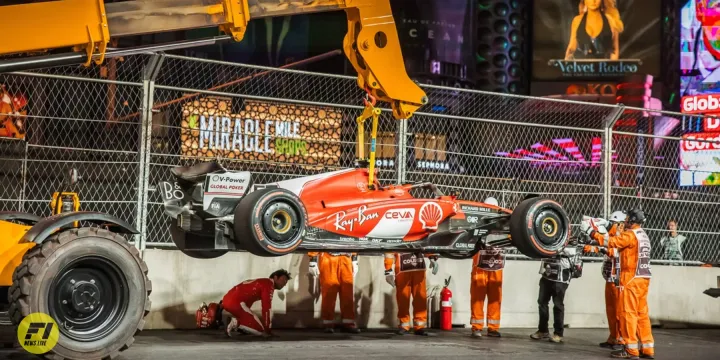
[581,216,608,237]
[429,256,439,275]
[353,260,359,281]
[309,260,320,278]
[384,269,395,288]
[580,216,593,236]
[599,247,608,255]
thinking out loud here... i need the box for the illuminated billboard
[179,97,342,168]
[679,132,720,186]
[680,0,720,96]
[532,0,661,80]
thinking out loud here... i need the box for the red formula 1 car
[158,161,570,260]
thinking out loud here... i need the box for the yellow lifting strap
[356,91,382,188]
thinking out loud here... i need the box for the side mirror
[67,168,79,186]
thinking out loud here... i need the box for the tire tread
[7,227,151,360]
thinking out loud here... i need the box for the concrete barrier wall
[142,249,720,330]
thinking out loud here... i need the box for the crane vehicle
[0,168,150,360]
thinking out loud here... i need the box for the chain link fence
[1,54,718,265]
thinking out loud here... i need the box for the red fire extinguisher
[440,276,453,330]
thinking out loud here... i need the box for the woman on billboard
[564,0,624,60]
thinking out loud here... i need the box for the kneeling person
[222,269,291,337]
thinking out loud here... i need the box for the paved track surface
[2,328,719,359]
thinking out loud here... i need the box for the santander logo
[419,202,443,230]
[681,132,720,151]
[682,95,720,114]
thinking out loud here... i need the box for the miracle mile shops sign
[180,97,343,167]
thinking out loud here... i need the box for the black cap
[627,208,646,224]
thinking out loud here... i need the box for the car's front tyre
[509,197,570,258]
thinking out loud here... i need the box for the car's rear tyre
[233,188,306,257]
[509,197,569,258]
[7,227,151,360]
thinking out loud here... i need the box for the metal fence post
[136,54,165,252]
[602,105,625,218]
[20,142,28,213]
[396,118,408,184]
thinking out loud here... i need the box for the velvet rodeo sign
[179,97,342,166]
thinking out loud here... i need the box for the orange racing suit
[592,224,654,358]
[385,252,435,331]
[308,252,358,329]
[470,248,505,332]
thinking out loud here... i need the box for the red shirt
[225,278,275,330]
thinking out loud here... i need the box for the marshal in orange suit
[586,209,655,359]
[308,252,360,333]
[583,210,626,350]
[384,252,439,336]
[470,247,505,338]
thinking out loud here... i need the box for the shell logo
[419,202,443,230]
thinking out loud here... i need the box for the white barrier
[142,249,720,330]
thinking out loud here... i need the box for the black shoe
[342,327,361,334]
[487,330,501,337]
[324,328,335,334]
[396,329,410,335]
[600,342,615,348]
[414,329,436,337]
[611,344,625,351]
[610,349,639,359]
[640,354,655,359]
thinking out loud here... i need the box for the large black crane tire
[7,227,151,360]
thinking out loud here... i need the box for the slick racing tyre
[7,228,151,360]
[509,197,570,258]
[234,188,306,257]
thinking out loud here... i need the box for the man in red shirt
[222,269,291,337]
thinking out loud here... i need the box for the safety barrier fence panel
[1,53,718,265]
[608,107,720,264]
[0,55,150,243]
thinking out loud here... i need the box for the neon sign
[494,137,617,168]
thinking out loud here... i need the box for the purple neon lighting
[495,137,606,169]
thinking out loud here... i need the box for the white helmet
[484,196,499,207]
[609,210,627,224]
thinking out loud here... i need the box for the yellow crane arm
[0,0,427,120]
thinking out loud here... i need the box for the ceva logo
[384,208,415,220]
